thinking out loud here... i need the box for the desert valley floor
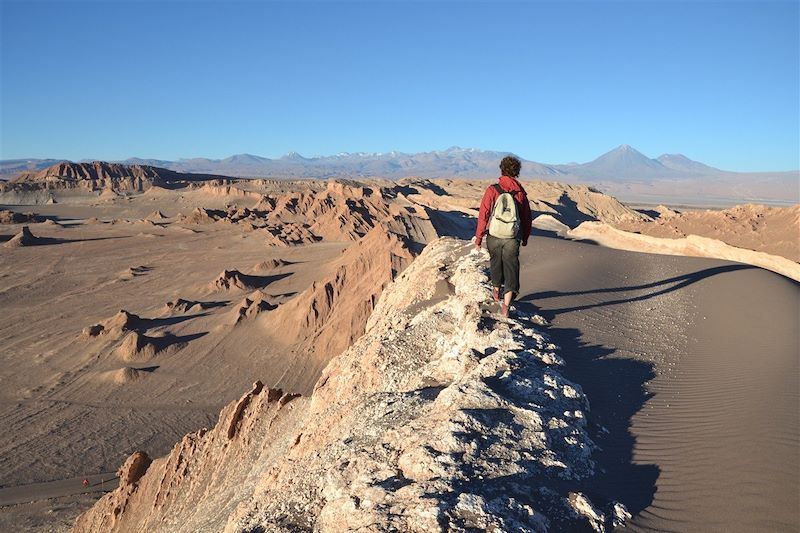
[0,170,797,532]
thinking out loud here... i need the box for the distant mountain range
[3,144,795,181]
[1,145,797,205]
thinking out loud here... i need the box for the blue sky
[1,1,798,171]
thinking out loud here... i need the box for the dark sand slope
[518,234,799,532]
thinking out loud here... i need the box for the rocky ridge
[74,238,627,532]
[1,161,228,200]
[614,203,800,262]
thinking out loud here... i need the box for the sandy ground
[0,473,118,532]
[517,232,799,532]
[0,193,351,528]
[1,179,797,531]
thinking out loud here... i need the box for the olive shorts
[486,234,520,295]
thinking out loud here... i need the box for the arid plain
[0,163,797,532]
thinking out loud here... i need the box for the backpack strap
[494,184,518,205]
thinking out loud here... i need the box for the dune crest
[568,221,800,281]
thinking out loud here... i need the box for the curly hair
[500,155,522,178]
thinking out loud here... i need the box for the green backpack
[488,184,520,239]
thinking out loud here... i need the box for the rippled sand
[519,233,799,532]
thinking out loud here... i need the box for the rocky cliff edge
[73,237,628,532]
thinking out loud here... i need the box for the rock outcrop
[614,203,800,262]
[261,226,414,370]
[11,161,224,189]
[114,331,187,362]
[255,179,437,245]
[114,332,161,362]
[0,210,42,224]
[81,310,143,339]
[0,161,229,203]
[74,238,627,532]
[108,367,150,384]
[398,178,650,228]
[146,210,168,220]
[208,270,261,292]
[229,291,277,324]
[12,162,167,185]
[3,226,48,248]
[252,258,291,271]
[163,299,214,314]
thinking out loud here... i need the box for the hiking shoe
[492,287,501,301]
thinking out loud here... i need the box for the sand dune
[568,221,800,282]
[519,234,798,532]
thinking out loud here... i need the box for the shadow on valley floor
[395,181,449,197]
[145,313,212,329]
[1,235,133,246]
[428,210,476,240]
[512,300,660,527]
[235,271,293,289]
[520,264,755,316]
[536,193,596,227]
[147,331,208,351]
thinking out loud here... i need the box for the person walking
[473,155,533,317]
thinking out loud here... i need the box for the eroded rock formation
[73,238,627,532]
[2,226,42,248]
[262,226,414,369]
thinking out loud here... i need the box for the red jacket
[475,175,533,246]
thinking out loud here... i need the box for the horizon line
[1,144,799,174]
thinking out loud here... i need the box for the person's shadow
[520,264,755,315]
[508,263,759,524]
[514,299,660,523]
